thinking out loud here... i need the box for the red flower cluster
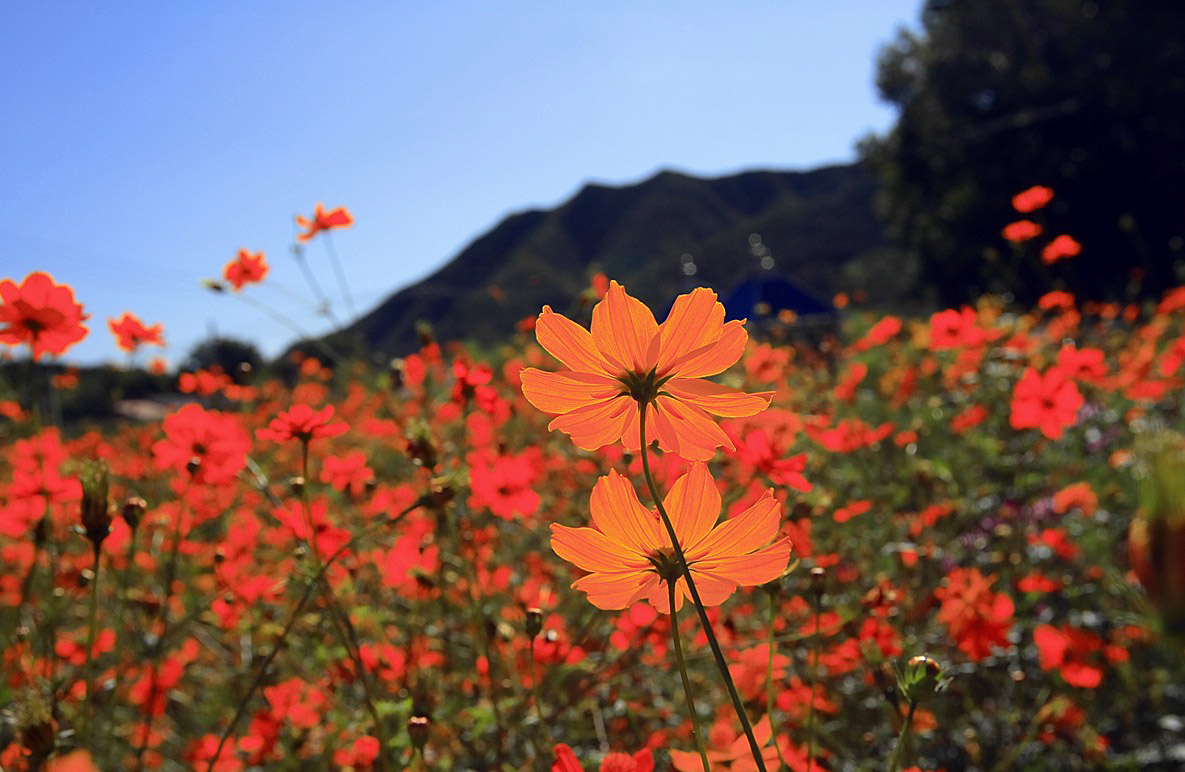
[935,567,1014,662]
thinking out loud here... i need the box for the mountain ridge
[309,162,895,361]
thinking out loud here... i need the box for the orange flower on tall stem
[108,312,164,353]
[0,271,89,359]
[223,249,269,291]
[551,464,791,612]
[295,203,354,242]
[521,281,772,461]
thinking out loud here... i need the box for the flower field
[3,262,1185,772]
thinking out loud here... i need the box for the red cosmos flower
[1038,290,1076,312]
[45,750,101,772]
[108,312,164,352]
[467,448,541,519]
[728,428,812,492]
[520,281,773,461]
[1009,366,1084,440]
[295,203,354,242]
[223,249,269,290]
[928,307,986,350]
[852,315,901,351]
[1016,572,1063,593]
[1002,220,1043,243]
[0,271,89,359]
[1052,482,1098,517]
[1033,624,1106,688]
[153,404,250,485]
[1042,234,1082,264]
[552,744,654,772]
[934,567,1014,662]
[256,404,348,444]
[1012,185,1055,213]
[1056,344,1106,384]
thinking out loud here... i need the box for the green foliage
[862,0,1185,305]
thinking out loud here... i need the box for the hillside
[312,163,895,361]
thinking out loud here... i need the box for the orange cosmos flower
[551,464,791,613]
[108,312,164,352]
[0,271,89,359]
[1041,234,1082,264]
[1011,185,1054,213]
[520,281,773,461]
[223,249,269,291]
[1002,219,1043,243]
[295,203,354,242]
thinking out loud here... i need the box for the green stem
[766,590,789,772]
[82,542,101,749]
[638,401,768,772]
[886,700,917,772]
[529,637,552,745]
[204,496,426,772]
[300,439,390,772]
[806,591,822,772]
[669,577,711,772]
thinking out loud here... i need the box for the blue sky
[2,1,921,365]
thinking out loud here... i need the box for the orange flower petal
[687,490,780,559]
[652,395,734,461]
[696,538,792,586]
[656,288,726,375]
[536,306,614,375]
[520,368,620,414]
[590,470,663,554]
[551,524,645,573]
[547,395,634,450]
[572,570,659,610]
[591,281,658,373]
[665,319,748,378]
[665,378,773,418]
[662,463,720,549]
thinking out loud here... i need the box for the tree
[861,0,1185,305]
[181,336,263,379]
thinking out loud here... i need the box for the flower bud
[898,654,945,705]
[79,460,111,551]
[407,715,430,751]
[809,566,826,599]
[525,608,544,639]
[122,496,147,531]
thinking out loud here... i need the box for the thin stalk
[669,578,711,772]
[300,440,390,771]
[638,401,768,772]
[806,591,822,772]
[82,543,101,749]
[203,497,428,772]
[886,701,917,772]
[766,590,789,772]
[529,637,552,744]
[290,244,343,330]
[322,233,358,320]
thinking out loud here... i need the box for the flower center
[618,368,673,406]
